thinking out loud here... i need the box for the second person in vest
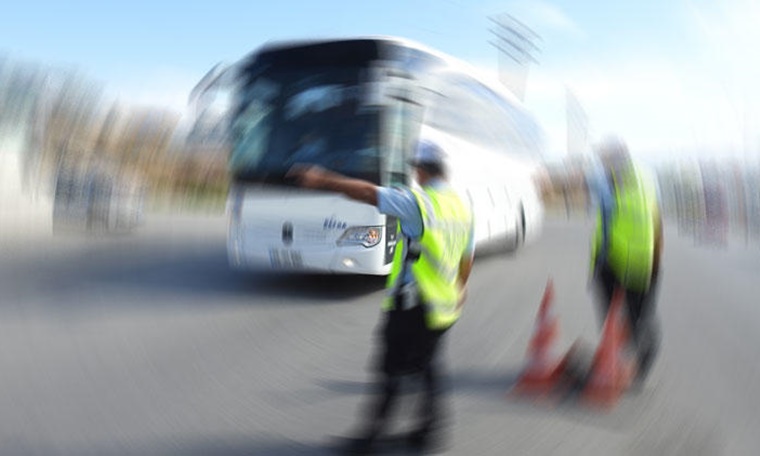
[589,136,663,386]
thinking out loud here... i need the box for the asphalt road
[0,213,758,455]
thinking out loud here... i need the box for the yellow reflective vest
[592,165,658,291]
[383,185,473,330]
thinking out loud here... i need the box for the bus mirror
[363,80,386,107]
[361,65,386,107]
[361,66,423,108]
[363,80,421,107]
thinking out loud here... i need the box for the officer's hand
[651,263,661,282]
[287,164,327,189]
[456,286,468,311]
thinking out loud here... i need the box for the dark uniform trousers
[595,261,661,380]
[358,295,448,443]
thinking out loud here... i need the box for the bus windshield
[230,66,381,184]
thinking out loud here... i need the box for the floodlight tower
[489,13,541,102]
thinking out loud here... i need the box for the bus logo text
[324,217,348,230]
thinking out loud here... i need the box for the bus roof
[242,36,529,110]
[232,36,546,152]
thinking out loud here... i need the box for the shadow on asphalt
[316,369,522,397]
[4,214,543,313]
[313,368,646,432]
[4,240,386,311]
[6,436,338,456]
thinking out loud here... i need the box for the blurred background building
[0,56,229,238]
[2,38,760,248]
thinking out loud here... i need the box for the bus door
[367,66,426,263]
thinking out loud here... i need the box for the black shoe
[406,430,448,454]
[634,348,656,384]
[334,436,375,455]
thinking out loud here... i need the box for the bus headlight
[337,226,382,248]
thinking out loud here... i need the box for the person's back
[590,135,662,384]
[600,164,658,292]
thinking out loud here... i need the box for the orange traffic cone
[512,279,565,395]
[582,287,636,409]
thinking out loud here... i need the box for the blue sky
[3,0,759,161]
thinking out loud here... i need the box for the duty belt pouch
[393,236,421,311]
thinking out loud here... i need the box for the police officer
[589,136,663,385]
[289,139,474,454]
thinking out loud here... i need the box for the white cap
[409,139,446,167]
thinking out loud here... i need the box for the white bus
[194,37,547,275]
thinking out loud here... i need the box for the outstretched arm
[456,221,476,311]
[652,206,663,278]
[288,164,378,206]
